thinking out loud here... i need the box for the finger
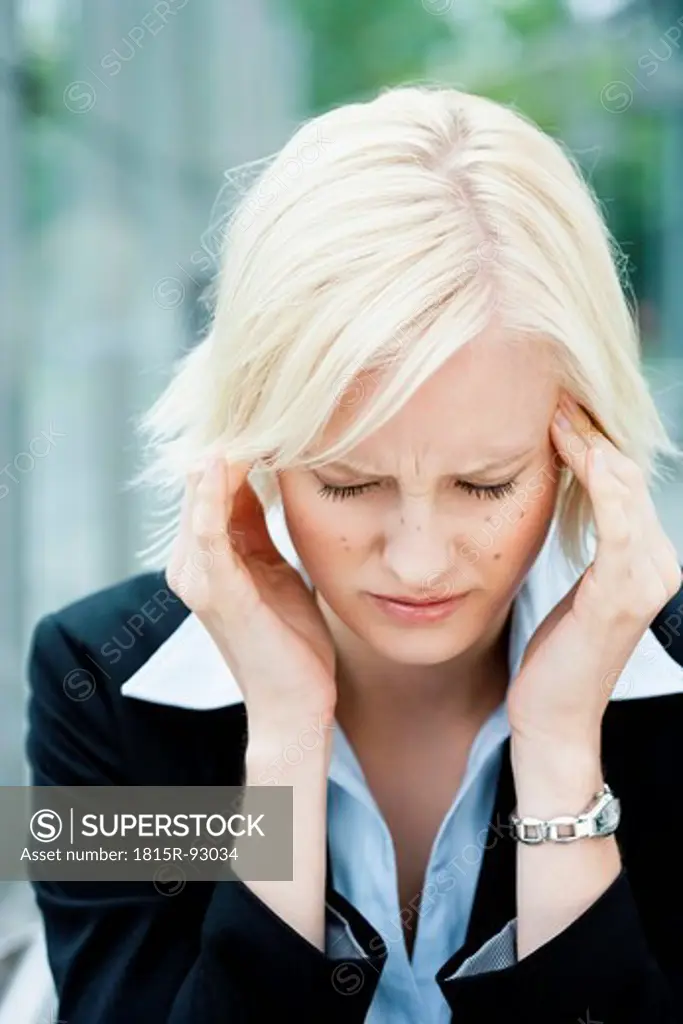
[551,394,682,614]
[551,398,633,502]
[586,444,634,551]
[552,395,660,539]
[551,407,590,482]
[194,458,283,567]
[183,462,245,602]
[551,396,604,471]
[177,469,204,539]
[554,409,667,626]
[552,393,642,488]
[165,469,204,588]
[193,458,232,540]
[551,402,633,568]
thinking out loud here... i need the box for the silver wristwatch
[509,783,621,844]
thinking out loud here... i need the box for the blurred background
[2,0,683,1016]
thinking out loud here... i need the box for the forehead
[324,327,558,467]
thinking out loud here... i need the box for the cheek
[280,486,365,572]
[465,464,559,575]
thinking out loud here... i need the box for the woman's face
[278,325,565,666]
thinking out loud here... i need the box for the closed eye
[315,478,518,502]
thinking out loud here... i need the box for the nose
[382,500,474,599]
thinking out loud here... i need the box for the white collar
[122,506,683,710]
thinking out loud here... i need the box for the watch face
[596,796,621,833]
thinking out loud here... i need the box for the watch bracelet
[508,782,621,844]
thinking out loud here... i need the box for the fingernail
[593,447,606,473]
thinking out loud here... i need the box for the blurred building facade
[0,0,306,1013]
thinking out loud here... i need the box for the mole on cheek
[493,552,501,560]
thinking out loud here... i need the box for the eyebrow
[324,446,537,478]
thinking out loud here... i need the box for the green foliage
[284,0,453,111]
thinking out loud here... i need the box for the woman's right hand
[165,457,338,734]
[166,459,334,948]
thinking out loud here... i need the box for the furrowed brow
[325,445,536,477]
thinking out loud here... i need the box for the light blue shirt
[324,655,515,1022]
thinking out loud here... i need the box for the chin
[359,621,476,665]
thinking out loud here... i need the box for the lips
[369,594,462,606]
[367,590,470,623]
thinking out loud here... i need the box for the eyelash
[316,478,518,502]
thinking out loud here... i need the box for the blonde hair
[132,83,681,573]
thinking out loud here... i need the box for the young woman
[26,84,683,1023]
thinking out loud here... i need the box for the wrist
[510,735,604,819]
[247,696,335,742]
[246,708,335,785]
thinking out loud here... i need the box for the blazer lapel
[461,736,518,954]
[435,736,518,974]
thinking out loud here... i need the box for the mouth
[369,593,464,606]
[366,591,471,622]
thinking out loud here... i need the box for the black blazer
[24,569,683,1023]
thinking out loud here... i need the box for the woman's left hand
[506,391,682,755]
